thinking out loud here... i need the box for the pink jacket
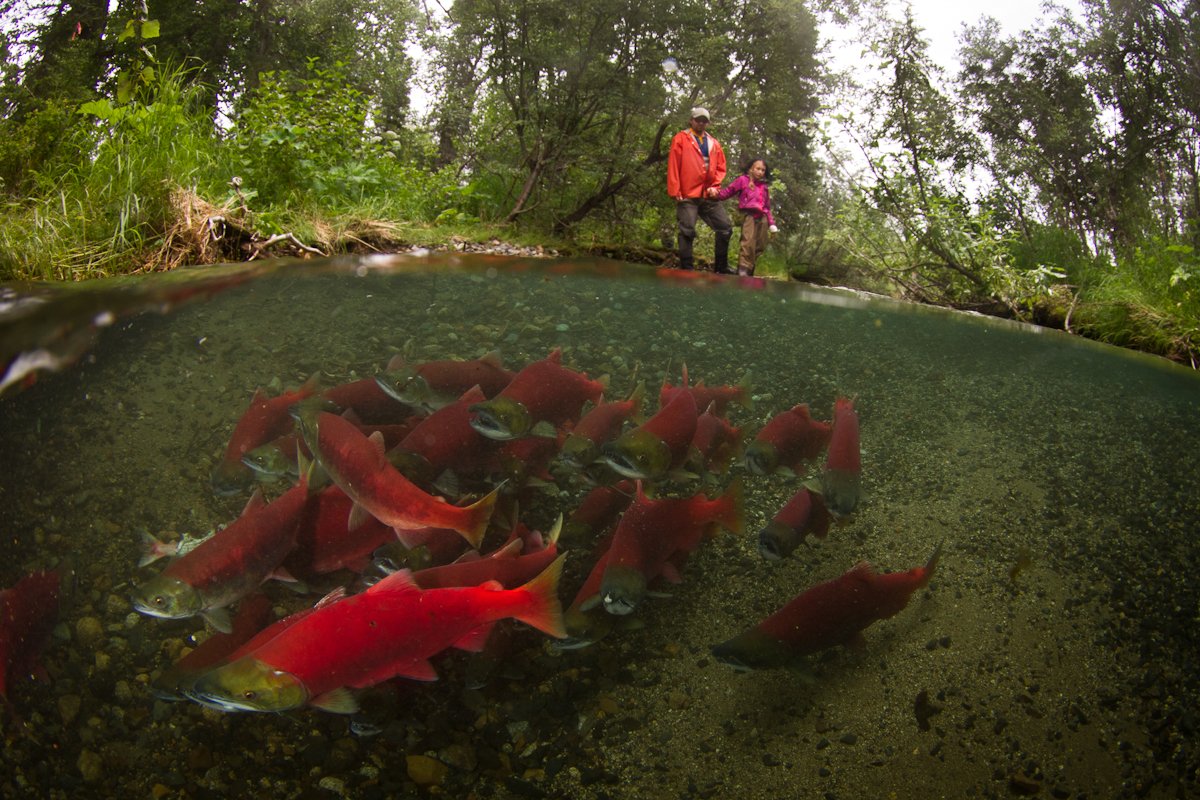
[715,174,775,227]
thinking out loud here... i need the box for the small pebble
[75,617,105,648]
[77,749,104,782]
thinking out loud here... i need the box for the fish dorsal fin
[453,622,495,652]
[367,568,422,595]
[242,488,267,516]
[547,347,563,364]
[480,350,505,369]
[634,480,649,504]
[680,363,690,388]
[310,687,359,714]
[458,384,487,404]
[340,407,364,426]
[385,353,406,371]
[347,502,371,532]
[367,430,386,456]
[314,586,347,609]
[486,539,522,560]
[545,514,563,546]
[250,387,268,405]
[202,607,233,634]
[847,561,876,581]
[453,549,483,564]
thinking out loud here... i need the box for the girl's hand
[769,225,779,235]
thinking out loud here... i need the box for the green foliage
[0,61,227,280]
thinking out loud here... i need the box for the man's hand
[705,187,719,199]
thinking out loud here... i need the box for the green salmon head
[558,434,600,469]
[210,459,254,496]
[469,397,531,441]
[757,520,802,561]
[819,467,862,518]
[131,575,205,620]
[600,566,647,616]
[375,369,437,411]
[188,657,308,713]
[743,441,780,476]
[601,429,671,480]
[241,443,292,480]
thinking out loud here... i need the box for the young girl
[712,158,778,276]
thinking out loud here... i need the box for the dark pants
[676,199,733,271]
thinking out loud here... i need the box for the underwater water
[0,254,1197,800]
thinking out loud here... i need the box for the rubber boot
[713,233,732,274]
[678,255,694,270]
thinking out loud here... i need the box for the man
[666,107,733,272]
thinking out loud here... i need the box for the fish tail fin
[736,370,754,409]
[459,487,500,549]
[513,554,566,638]
[919,542,943,587]
[716,479,746,536]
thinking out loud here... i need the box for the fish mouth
[601,447,647,480]
[757,537,785,561]
[183,687,258,713]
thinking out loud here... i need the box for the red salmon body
[820,397,863,518]
[285,485,396,577]
[133,481,310,630]
[744,403,832,476]
[757,487,831,561]
[0,570,60,702]
[212,377,319,494]
[559,386,645,469]
[602,390,698,480]
[313,410,496,547]
[393,386,499,482]
[658,364,751,416]
[411,541,560,590]
[689,402,742,473]
[323,378,413,424]
[712,547,940,670]
[414,352,516,399]
[561,481,635,545]
[598,481,743,615]
[189,558,566,712]
[469,349,605,440]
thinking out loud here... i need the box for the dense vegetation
[0,0,1196,364]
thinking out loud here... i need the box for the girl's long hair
[742,156,772,182]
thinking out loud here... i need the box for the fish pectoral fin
[311,688,359,714]
[347,503,372,531]
[453,622,496,653]
[645,589,674,599]
[530,421,558,438]
[577,594,601,612]
[202,607,233,634]
[396,659,439,682]
[366,430,387,455]
[658,562,684,585]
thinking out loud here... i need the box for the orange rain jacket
[666,129,727,200]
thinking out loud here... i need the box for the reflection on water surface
[1,255,1197,799]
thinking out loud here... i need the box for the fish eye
[153,596,166,607]
[243,690,257,700]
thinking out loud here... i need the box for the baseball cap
[690,107,711,121]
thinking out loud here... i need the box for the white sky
[855,0,1085,71]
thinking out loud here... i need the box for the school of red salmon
[2,346,941,716]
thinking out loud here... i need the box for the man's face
[690,116,709,133]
